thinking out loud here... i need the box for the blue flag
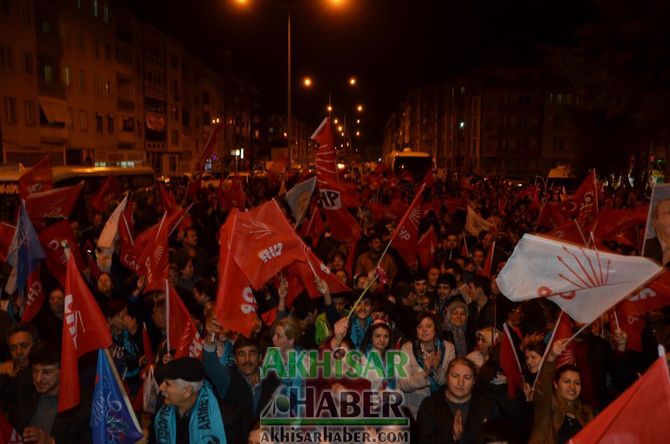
[7,201,45,295]
[91,349,144,444]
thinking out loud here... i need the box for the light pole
[287,10,293,169]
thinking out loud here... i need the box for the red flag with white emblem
[418,226,438,270]
[137,213,169,293]
[18,156,53,199]
[215,219,259,337]
[59,253,112,411]
[21,266,45,322]
[25,182,84,230]
[312,117,361,242]
[387,184,425,268]
[38,220,84,287]
[91,176,122,213]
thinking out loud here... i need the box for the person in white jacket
[398,311,456,420]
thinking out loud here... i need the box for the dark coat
[417,388,500,444]
[203,349,280,444]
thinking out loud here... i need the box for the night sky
[126,0,595,145]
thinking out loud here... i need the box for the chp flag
[496,234,662,324]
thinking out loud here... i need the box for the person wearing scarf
[399,312,455,420]
[361,319,398,392]
[442,299,475,358]
[155,357,227,444]
[348,293,373,350]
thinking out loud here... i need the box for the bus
[0,166,155,224]
[389,148,435,182]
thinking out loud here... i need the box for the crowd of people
[0,166,668,444]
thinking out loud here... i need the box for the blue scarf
[414,339,446,393]
[349,316,372,350]
[218,338,235,366]
[155,381,227,444]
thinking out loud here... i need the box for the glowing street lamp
[303,76,312,87]
[348,76,357,86]
[356,104,363,112]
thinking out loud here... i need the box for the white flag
[96,194,128,249]
[496,234,662,324]
[465,205,494,236]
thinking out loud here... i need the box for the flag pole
[102,348,143,433]
[532,310,564,391]
[347,274,379,320]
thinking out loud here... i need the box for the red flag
[142,323,155,364]
[158,183,178,215]
[479,241,495,278]
[134,207,186,249]
[38,220,84,286]
[166,283,203,359]
[19,156,53,199]
[0,412,22,444]
[0,222,15,263]
[621,272,670,315]
[215,220,259,337]
[91,176,122,213]
[417,226,438,270]
[571,170,598,218]
[388,184,425,268]
[568,356,670,443]
[59,254,112,411]
[269,154,288,177]
[312,117,361,242]
[552,312,577,368]
[280,249,350,306]
[25,182,84,230]
[610,305,645,352]
[501,323,524,399]
[21,266,45,322]
[229,200,310,289]
[195,124,223,174]
[217,178,246,210]
[299,206,325,247]
[137,213,169,293]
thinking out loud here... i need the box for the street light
[303,76,313,87]
[356,104,364,112]
[234,0,347,168]
[348,76,357,86]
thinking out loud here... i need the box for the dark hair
[446,356,477,377]
[8,322,39,344]
[361,322,393,354]
[29,342,60,367]
[415,312,443,341]
[193,279,213,298]
[442,261,462,277]
[524,340,546,356]
[471,275,491,297]
[234,335,260,354]
[292,293,316,321]
[554,364,581,384]
[437,273,457,289]
[103,298,128,319]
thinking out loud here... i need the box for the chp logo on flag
[63,292,80,348]
[241,287,257,315]
[536,245,611,301]
[318,189,343,210]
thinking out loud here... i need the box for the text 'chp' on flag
[496,234,662,324]
[59,252,112,412]
[311,117,361,242]
[387,183,425,268]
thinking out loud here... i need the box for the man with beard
[355,231,397,285]
[203,316,279,444]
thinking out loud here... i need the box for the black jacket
[417,389,500,444]
[203,350,280,444]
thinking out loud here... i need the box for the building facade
[0,0,259,175]
[383,66,579,178]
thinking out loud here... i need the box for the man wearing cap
[155,357,226,444]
